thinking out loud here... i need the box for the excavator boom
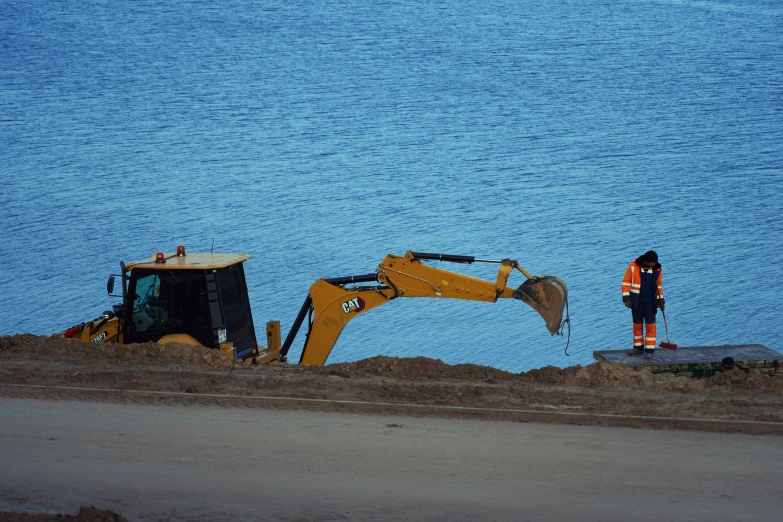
[267,251,569,365]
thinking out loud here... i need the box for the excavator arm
[259,251,569,365]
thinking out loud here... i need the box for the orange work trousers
[632,301,657,353]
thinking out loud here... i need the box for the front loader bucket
[512,276,568,335]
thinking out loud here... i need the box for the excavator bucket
[512,276,568,335]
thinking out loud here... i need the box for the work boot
[644,352,654,359]
[627,348,643,356]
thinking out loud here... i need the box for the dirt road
[2,398,782,522]
[1,334,782,520]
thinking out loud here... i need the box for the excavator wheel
[512,276,568,335]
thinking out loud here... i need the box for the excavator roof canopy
[125,252,251,271]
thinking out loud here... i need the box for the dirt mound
[321,356,782,393]
[321,356,520,380]
[0,506,128,522]
[520,363,660,387]
[321,357,672,387]
[325,360,669,388]
[0,334,233,369]
[2,334,780,392]
[703,367,783,392]
[518,363,783,392]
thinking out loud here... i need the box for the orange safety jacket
[622,257,664,305]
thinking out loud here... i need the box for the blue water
[1,0,781,372]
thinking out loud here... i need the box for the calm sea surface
[1,0,781,371]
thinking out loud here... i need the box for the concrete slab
[593,344,782,377]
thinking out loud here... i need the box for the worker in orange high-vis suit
[622,250,664,359]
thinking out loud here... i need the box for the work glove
[624,300,632,309]
[658,301,665,311]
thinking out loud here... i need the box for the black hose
[560,296,571,356]
[225,347,237,379]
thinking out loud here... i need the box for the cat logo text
[342,297,366,314]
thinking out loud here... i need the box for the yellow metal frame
[76,316,121,344]
[296,252,542,365]
[158,333,202,346]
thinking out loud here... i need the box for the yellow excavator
[60,247,569,365]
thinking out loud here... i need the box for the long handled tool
[659,309,678,350]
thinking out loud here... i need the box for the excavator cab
[62,247,259,359]
[120,250,258,358]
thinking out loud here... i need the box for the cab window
[131,272,168,333]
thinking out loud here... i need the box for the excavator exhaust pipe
[513,276,569,336]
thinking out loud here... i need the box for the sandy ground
[1,334,782,520]
[2,398,782,522]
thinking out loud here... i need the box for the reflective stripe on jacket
[622,258,664,304]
